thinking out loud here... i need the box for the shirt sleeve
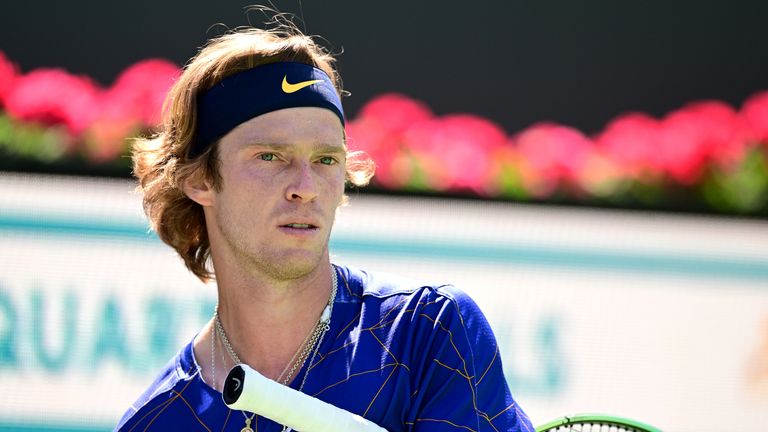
[406,285,533,432]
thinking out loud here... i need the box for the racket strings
[552,424,642,432]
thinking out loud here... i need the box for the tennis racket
[223,364,389,432]
[536,414,662,432]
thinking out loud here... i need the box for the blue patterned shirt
[116,264,533,432]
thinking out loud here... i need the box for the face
[194,107,346,281]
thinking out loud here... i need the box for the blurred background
[0,1,767,431]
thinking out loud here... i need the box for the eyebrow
[244,142,347,153]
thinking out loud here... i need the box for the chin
[253,251,326,281]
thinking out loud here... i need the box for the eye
[258,153,277,161]
[318,156,337,165]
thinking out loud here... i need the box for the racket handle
[223,364,389,432]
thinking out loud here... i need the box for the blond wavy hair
[133,27,374,282]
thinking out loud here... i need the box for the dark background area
[2,0,767,135]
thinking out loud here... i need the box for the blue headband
[190,62,345,158]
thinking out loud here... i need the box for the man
[117,25,533,432]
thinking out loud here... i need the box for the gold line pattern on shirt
[126,364,198,432]
[413,418,478,432]
[363,363,400,417]
[168,389,214,432]
[311,363,404,397]
[219,409,232,432]
[477,347,499,385]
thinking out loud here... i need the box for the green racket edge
[535,413,663,432]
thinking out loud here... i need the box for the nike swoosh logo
[282,76,323,94]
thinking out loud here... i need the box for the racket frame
[535,413,662,432]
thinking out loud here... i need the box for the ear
[182,173,215,207]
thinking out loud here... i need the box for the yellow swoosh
[282,76,323,94]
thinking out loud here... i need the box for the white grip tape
[224,364,389,432]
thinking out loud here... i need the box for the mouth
[277,221,322,237]
[280,223,319,229]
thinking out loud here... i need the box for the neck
[195,259,336,387]
[219,257,332,321]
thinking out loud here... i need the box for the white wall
[1,173,766,431]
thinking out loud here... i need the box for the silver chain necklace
[211,267,338,432]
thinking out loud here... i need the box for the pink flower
[577,149,626,198]
[741,90,768,144]
[0,51,19,107]
[514,122,595,197]
[4,68,102,136]
[486,143,526,198]
[345,117,395,165]
[78,60,179,162]
[104,59,180,127]
[346,118,407,188]
[659,101,750,183]
[357,93,433,135]
[346,94,434,189]
[402,114,508,193]
[596,113,663,180]
[83,117,137,162]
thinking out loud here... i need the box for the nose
[285,161,319,203]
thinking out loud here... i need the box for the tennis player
[116,24,533,432]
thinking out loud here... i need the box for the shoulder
[336,263,478,303]
[335,263,457,303]
[115,340,201,431]
[334,263,488,331]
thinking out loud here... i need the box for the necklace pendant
[241,417,254,432]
